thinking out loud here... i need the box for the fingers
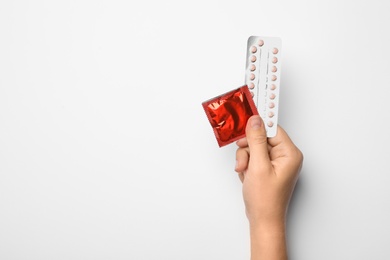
[235,121,301,179]
[268,125,294,148]
[238,172,244,183]
[237,130,282,153]
[236,137,248,148]
[238,125,294,149]
[245,115,272,172]
[268,125,304,170]
[235,147,249,173]
[235,147,249,183]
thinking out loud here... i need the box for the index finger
[268,125,295,148]
[236,137,248,148]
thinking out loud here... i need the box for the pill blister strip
[245,36,281,137]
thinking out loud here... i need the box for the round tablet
[249,83,255,89]
[272,48,279,54]
[271,66,277,72]
[250,91,254,97]
[250,73,255,80]
[269,102,275,108]
[258,39,264,46]
[251,55,257,62]
[268,111,274,118]
[250,64,256,71]
[272,57,278,63]
[269,93,276,100]
[267,121,274,127]
[270,84,276,90]
[251,46,257,53]
[271,75,277,81]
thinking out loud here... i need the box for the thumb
[246,115,272,171]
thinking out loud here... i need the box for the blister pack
[202,36,282,147]
[245,36,282,137]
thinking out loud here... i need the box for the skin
[235,115,303,260]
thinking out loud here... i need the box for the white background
[1,0,390,259]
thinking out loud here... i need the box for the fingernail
[250,116,262,129]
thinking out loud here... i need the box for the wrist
[249,221,287,260]
[249,219,286,238]
[247,208,286,230]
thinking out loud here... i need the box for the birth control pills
[202,36,283,147]
[245,36,282,137]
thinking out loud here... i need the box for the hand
[235,115,303,259]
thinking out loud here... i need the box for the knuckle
[249,133,267,146]
[289,146,304,167]
[235,148,244,159]
[294,147,304,162]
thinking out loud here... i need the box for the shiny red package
[202,85,259,147]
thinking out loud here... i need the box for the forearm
[249,221,287,260]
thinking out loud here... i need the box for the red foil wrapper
[202,85,259,147]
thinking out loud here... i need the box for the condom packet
[202,85,258,147]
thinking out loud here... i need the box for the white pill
[251,46,257,53]
[258,39,264,46]
[272,66,277,72]
[272,48,279,54]
[269,93,276,100]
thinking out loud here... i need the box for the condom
[202,85,258,147]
